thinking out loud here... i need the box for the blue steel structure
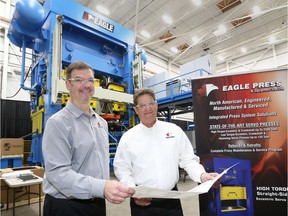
[8,0,145,165]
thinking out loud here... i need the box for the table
[4,175,43,216]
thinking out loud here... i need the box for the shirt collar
[140,119,158,129]
[66,101,96,118]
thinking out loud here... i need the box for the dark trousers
[43,194,106,216]
[130,185,184,216]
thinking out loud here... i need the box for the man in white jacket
[114,88,218,216]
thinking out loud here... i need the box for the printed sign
[192,70,287,216]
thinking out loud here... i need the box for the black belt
[70,197,104,204]
[46,194,104,204]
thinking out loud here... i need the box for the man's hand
[104,180,135,204]
[200,172,221,188]
[133,197,152,206]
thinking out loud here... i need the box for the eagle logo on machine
[83,11,115,33]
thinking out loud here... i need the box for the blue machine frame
[8,0,141,165]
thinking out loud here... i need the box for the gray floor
[1,173,200,216]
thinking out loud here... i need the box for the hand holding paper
[188,162,239,193]
[132,162,239,199]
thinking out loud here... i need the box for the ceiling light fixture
[192,36,200,45]
[96,5,110,16]
[140,30,151,39]
[170,47,179,53]
[213,24,227,36]
[217,55,225,61]
[240,47,247,53]
[269,35,277,44]
[162,15,173,25]
[252,6,261,18]
[192,0,202,6]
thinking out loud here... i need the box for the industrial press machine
[202,157,254,216]
[8,0,147,165]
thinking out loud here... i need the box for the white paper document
[132,162,239,199]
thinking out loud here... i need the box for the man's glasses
[135,101,157,109]
[68,77,95,85]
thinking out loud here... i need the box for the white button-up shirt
[114,120,205,190]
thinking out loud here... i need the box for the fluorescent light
[213,24,227,36]
[269,35,277,44]
[252,6,261,16]
[251,6,262,18]
[96,5,110,16]
[140,30,151,39]
[217,55,225,61]
[240,47,247,53]
[170,47,179,53]
[162,15,173,25]
[192,36,200,45]
[192,0,202,6]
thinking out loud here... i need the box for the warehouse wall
[143,48,180,78]
[0,0,32,102]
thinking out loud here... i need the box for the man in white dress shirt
[113,88,218,216]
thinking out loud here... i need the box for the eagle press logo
[166,132,175,139]
[82,11,114,33]
[197,83,219,97]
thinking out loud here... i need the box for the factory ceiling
[75,0,287,69]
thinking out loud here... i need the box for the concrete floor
[1,173,200,216]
